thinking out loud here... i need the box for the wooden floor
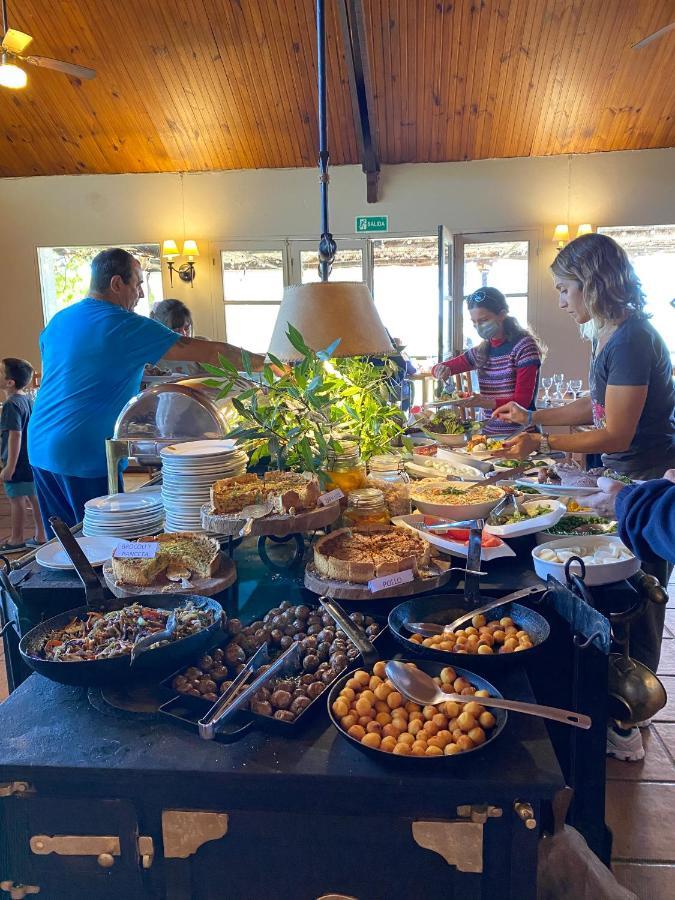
[0,489,673,896]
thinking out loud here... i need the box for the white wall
[1,147,673,382]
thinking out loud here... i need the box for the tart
[111,532,221,587]
[211,471,321,516]
[313,527,432,584]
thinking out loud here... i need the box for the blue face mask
[476,320,501,341]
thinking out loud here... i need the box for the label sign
[355,215,388,233]
[113,541,159,559]
[368,569,414,593]
[318,488,345,506]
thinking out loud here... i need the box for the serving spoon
[385,660,591,729]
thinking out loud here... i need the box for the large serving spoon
[404,585,546,637]
[238,501,274,538]
[385,660,591,729]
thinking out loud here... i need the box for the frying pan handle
[48,516,112,606]
[319,597,378,664]
[463,519,483,608]
[0,556,22,608]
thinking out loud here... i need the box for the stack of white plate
[160,439,248,532]
[83,491,165,538]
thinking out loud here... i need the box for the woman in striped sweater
[431,287,544,436]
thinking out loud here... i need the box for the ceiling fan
[631,21,675,49]
[0,0,96,88]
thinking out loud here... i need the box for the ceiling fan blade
[631,21,675,49]
[21,55,96,79]
[2,28,33,54]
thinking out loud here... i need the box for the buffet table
[0,534,620,900]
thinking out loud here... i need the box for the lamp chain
[317,0,336,281]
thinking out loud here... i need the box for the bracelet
[526,409,534,426]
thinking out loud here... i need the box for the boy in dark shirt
[0,358,46,550]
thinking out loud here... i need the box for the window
[222,250,285,352]
[371,236,438,365]
[37,244,163,324]
[298,247,364,284]
[598,225,675,363]
[461,239,529,351]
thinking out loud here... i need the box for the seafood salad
[40,601,213,662]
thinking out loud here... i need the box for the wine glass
[552,373,565,403]
[541,376,553,404]
[569,379,583,399]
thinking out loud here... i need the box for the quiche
[211,471,321,516]
[313,527,432,584]
[110,532,221,587]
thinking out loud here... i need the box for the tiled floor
[0,496,672,896]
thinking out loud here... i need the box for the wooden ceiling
[0,0,673,177]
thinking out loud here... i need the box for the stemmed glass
[552,373,565,403]
[541,376,553,404]
[569,379,583,399]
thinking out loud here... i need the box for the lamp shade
[552,224,570,244]
[268,282,395,361]
[576,223,593,237]
[182,239,200,258]
[162,239,179,258]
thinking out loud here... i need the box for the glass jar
[324,442,367,496]
[367,454,412,517]
[343,488,391,532]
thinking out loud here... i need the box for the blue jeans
[32,467,120,532]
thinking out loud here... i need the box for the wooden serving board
[303,561,453,601]
[201,501,341,538]
[102,555,236,599]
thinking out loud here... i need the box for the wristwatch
[539,432,552,454]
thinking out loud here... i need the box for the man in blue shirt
[28,248,263,528]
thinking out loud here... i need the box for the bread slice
[111,532,221,587]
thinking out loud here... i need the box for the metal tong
[404,585,546,637]
[198,641,302,740]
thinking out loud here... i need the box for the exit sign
[355,215,388,233]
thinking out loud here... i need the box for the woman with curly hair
[495,232,675,478]
[494,232,675,762]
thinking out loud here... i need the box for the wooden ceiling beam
[337,0,380,203]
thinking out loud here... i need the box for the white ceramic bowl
[424,431,468,447]
[410,480,504,520]
[532,535,639,586]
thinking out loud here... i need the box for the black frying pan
[18,518,225,687]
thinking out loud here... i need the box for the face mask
[476,320,501,341]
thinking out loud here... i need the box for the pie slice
[110,532,221,587]
[313,527,431,585]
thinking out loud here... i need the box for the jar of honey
[324,442,367,496]
[343,488,391,531]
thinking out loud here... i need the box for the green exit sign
[355,215,388,233]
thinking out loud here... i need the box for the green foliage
[207,329,406,473]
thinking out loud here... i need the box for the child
[0,358,47,551]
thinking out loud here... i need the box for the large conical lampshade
[268,282,394,360]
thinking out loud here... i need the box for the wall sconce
[552,224,570,249]
[576,223,594,237]
[161,239,200,288]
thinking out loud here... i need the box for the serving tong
[403,585,547,637]
[198,641,302,740]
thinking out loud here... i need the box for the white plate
[85,493,164,513]
[532,535,640,586]
[514,477,600,496]
[423,431,467,447]
[36,536,125,570]
[160,440,237,458]
[392,515,515,561]
[483,499,567,538]
[406,458,485,481]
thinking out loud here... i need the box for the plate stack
[160,439,248,532]
[83,492,165,539]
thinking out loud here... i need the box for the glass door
[288,240,366,285]
[453,230,538,354]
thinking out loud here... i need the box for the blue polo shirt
[28,298,180,478]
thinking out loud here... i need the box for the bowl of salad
[484,499,567,538]
[535,514,618,543]
[420,408,470,447]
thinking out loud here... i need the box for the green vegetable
[425,408,467,436]
[547,515,617,535]
[202,326,405,475]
